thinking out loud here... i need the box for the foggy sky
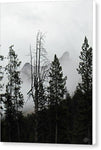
[0,0,93,67]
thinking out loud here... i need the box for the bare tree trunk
[29,43,38,142]
[38,36,41,81]
[34,33,39,142]
[30,45,33,92]
[28,32,48,143]
[34,87,38,142]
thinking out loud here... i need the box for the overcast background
[0,0,93,68]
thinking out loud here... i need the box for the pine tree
[75,37,92,144]
[4,45,24,141]
[0,55,4,90]
[77,36,92,95]
[38,79,46,111]
[0,55,4,117]
[48,54,67,143]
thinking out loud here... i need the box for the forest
[0,32,92,144]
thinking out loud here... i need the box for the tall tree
[28,32,49,142]
[0,55,4,90]
[76,37,92,144]
[38,79,46,111]
[0,55,4,117]
[48,54,67,143]
[77,36,92,95]
[4,45,24,141]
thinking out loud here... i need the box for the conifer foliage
[0,55,4,90]
[0,55,4,116]
[3,45,24,141]
[48,54,67,143]
[48,54,67,106]
[72,37,92,144]
[1,36,93,144]
[77,36,92,94]
[78,37,92,143]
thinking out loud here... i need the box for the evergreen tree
[4,45,24,141]
[73,37,92,144]
[0,55,4,117]
[48,54,67,106]
[77,36,92,95]
[0,55,4,91]
[48,54,67,143]
[38,79,46,111]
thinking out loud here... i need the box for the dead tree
[27,31,49,142]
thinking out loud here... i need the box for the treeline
[0,33,92,144]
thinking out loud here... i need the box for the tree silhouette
[74,37,92,144]
[27,32,49,142]
[3,46,24,141]
[0,55,4,117]
[48,54,67,143]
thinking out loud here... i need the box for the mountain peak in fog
[21,62,32,71]
[59,51,70,63]
[22,63,31,70]
[21,62,32,76]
